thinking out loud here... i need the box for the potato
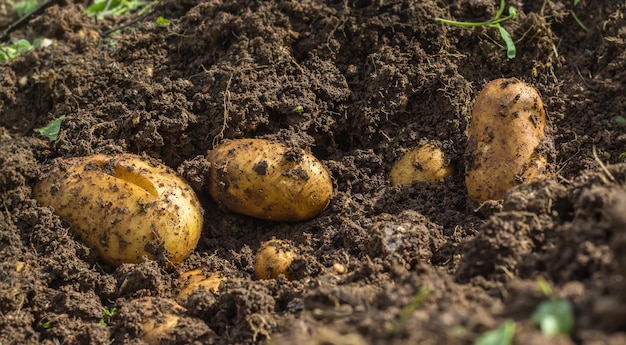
[134,297,184,345]
[33,154,203,266]
[465,78,548,202]
[389,143,453,186]
[177,268,225,298]
[207,139,332,221]
[254,239,297,280]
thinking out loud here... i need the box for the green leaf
[34,115,66,141]
[155,16,170,26]
[531,299,574,337]
[435,1,518,59]
[14,39,32,53]
[13,0,40,18]
[86,0,150,19]
[86,0,121,15]
[496,25,516,59]
[574,0,581,6]
[475,319,515,345]
[0,38,44,62]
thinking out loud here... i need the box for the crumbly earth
[1,0,625,344]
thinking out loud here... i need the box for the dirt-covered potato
[134,297,184,345]
[465,78,549,203]
[207,139,332,222]
[254,239,297,280]
[33,154,203,266]
[177,268,225,298]
[389,143,453,186]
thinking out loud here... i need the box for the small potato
[134,297,184,345]
[33,154,203,266]
[465,78,548,202]
[389,143,453,186]
[177,268,225,298]
[207,139,332,222]
[254,239,297,280]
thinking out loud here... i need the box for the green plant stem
[570,10,589,31]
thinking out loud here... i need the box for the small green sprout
[386,286,431,334]
[570,0,589,32]
[0,38,42,62]
[99,307,118,326]
[435,0,518,59]
[474,319,515,345]
[34,115,65,141]
[155,16,171,27]
[42,320,52,329]
[531,299,574,337]
[294,105,304,114]
[531,276,575,338]
[86,0,151,20]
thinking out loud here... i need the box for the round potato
[207,139,332,222]
[33,154,203,266]
[177,268,225,298]
[389,143,454,186]
[465,78,549,202]
[254,239,297,280]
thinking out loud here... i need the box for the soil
[1,0,625,344]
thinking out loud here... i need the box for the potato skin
[177,268,224,298]
[254,239,297,280]
[390,143,453,186]
[33,154,203,266]
[133,297,184,345]
[207,139,332,222]
[465,78,548,202]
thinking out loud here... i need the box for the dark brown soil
[1,0,625,344]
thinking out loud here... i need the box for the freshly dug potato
[33,154,203,266]
[207,139,332,222]
[465,78,548,202]
[254,239,297,280]
[177,268,225,298]
[134,297,184,345]
[389,143,453,186]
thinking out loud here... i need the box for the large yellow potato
[207,139,332,221]
[33,154,203,266]
[389,143,454,186]
[465,78,548,202]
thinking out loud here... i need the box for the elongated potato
[207,139,332,221]
[390,143,453,186]
[465,78,548,202]
[33,154,203,266]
